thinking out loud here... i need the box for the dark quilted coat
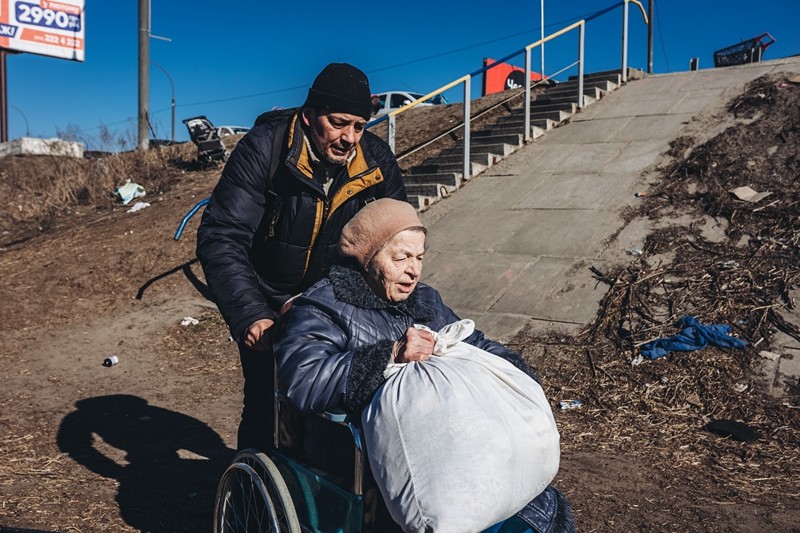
[274,264,535,416]
[196,111,407,342]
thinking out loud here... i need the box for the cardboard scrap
[729,185,772,203]
[759,350,781,361]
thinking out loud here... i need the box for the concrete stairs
[405,70,630,210]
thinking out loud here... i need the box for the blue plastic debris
[639,316,748,360]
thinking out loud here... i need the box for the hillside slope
[0,74,798,532]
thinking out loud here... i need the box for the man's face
[301,108,366,165]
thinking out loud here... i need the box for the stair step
[422,162,487,176]
[524,110,572,123]
[473,125,545,139]
[529,93,597,108]
[404,172,462,186]
[551,79,617,93]
[544,85,603,100]
[406,183,453,199]
[446,142,519,158]
[495,116,558,131]
[567,70,623,85]
[407,194,434,211]
[424,152,495,167]
[471,133,523,147]
[510,102,577,115]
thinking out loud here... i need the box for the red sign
[482,58,542,96]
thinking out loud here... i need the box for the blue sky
[6,0,800,147]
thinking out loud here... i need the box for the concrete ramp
[419,56,800,343]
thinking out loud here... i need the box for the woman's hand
[393,327,435,363]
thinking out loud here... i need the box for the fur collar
[328,264,436,321]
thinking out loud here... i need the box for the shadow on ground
[57,395,235,533]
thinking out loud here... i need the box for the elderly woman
[275,198,574,533]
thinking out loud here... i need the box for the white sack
[362,320,560,533]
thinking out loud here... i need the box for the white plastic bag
[362,320,560,533]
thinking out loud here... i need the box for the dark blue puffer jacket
[274,264,536,415]
[196,111,407,342]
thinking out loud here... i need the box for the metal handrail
[370,0,649,180]
[622,0,649,82]
[397,61,577,164]
[377,20,587,180]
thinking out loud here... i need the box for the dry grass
[0,146,184,245]
[508,72,800,519]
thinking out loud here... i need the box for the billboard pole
[138,0,150,151]
[1,50,6,143]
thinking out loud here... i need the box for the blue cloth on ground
[640,316,747,360]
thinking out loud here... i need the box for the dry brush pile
[514,72,800,509]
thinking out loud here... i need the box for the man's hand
[393,328,435,363]
[244,319,275,351]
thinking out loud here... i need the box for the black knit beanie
[304,63,373,121]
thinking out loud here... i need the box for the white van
[371,91,447,117]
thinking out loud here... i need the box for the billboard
[0,0,84,62]
[482,58,541,96]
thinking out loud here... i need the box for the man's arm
[196,133,277,343]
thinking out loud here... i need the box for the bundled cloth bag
[362,320,560,533]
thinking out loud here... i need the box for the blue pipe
[173,197,210,240]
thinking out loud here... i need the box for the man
[196,63,408,451]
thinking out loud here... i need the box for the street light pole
[11,105,29,136]
[150,61,175,143]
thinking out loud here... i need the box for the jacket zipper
[268,209,280,237]
[303,168,332,276]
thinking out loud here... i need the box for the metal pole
[150,61,175,143]
[0,51,7,143]
[578,23,585,109]
[621,0,629,82]
[462,78,471,180]
[540,0,545,78]
[647,0,654,73]
[524,47,531,143]
[138,0,150,150]
[388,115,396,153]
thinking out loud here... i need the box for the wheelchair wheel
[214,450,301,533]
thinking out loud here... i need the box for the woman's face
[365,229,426,303]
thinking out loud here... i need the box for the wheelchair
[213,395,368,533]
[213,394,537,533]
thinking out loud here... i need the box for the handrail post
[388,114,396,153]
[524,47,532,142]
[621,0,629,82]
[578,22,585,109]
[462,77,471,180]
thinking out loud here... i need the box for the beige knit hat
[339,199,426,267]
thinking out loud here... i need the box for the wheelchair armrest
[318,410,348,424]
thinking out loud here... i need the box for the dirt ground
[0,76,798,533]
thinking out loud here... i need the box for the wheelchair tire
[214,450,301,533]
